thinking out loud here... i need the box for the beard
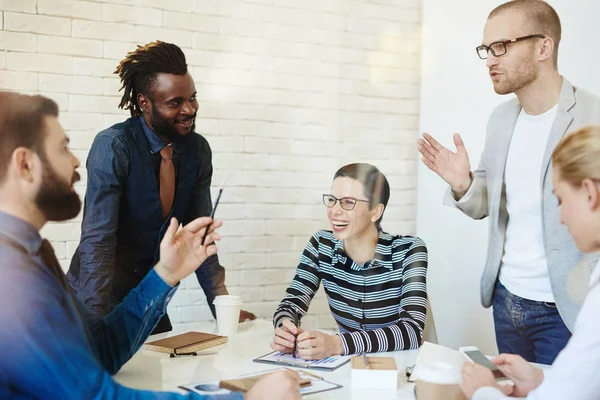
[151,104,195,143]
[34,154,81,222]
[492,53,539,95]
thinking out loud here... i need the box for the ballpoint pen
[292,309,299,358]
[200,188,223,245]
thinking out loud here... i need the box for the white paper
[254,350,351,371]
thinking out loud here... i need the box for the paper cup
[213,295,243,336]
[415,362,466,400]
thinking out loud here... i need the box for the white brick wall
[1,0,422,331]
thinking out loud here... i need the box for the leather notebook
[219,372,311,392]
[143,331,228,355]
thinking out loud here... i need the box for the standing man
[0,91,299,399]
[67,41,255,333]
[418,0,600,364]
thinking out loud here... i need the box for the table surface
[115,319,419,399]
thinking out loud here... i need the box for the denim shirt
[0,211,242,400]
[67,117,227,323]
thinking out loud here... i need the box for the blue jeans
[492,281,571,365]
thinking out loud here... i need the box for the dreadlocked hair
[114,41,188,118]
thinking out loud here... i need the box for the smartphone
[458,346,510,382]
[200,188,223,245]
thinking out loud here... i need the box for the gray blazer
[444,77,600,331]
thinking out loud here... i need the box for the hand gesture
[492,354,544,397]
[418,133,472,196]
[154,217,222,286]
[271,319,303,354]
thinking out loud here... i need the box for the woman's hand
[296,330,343,360]
[492,354,544,397]
[460,362,512,399]
[271,319,303,354]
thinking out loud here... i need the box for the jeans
[492,280,571,365]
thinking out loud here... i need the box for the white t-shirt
[499,105,558,302]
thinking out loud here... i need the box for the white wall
[417,0,600,355]
[1,0,422,330]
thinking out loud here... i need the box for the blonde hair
[552,126,600,186]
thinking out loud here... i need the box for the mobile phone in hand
[459,346,510,382]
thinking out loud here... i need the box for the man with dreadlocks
[67,41,255,333]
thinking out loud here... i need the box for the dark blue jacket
[67,117,226,332]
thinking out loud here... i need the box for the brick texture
[1,0,422,331]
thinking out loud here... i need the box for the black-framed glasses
[476,34,545,59]
[322,194,369,211]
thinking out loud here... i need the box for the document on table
[253,350,351,371]
[180,368,342,396]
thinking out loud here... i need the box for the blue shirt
[67,117,227,330]
[0,211,242,400]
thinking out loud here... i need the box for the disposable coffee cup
[415,361,466,400]
[213,295,243,336]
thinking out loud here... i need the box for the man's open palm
[417,133,472,192]
[156,217,222,286]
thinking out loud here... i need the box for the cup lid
[414,362,461,385]
[213,295,243,306]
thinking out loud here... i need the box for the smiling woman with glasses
[271,163,428,360]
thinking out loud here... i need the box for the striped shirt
[274,230,428,355]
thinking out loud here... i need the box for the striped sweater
[273,230,428,355]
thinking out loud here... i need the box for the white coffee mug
[414,361,466,400]
[213,295,243,336]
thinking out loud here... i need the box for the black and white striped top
[273,230,428,355]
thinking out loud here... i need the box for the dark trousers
[493,280,571,365]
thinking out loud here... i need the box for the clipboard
[253,350,351,371]
[180,368,342,396]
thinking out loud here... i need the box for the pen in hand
[201,188,223,246]
[292,310,299,358]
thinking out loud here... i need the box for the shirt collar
[0,211,43,255]
[139,116,180,155]
[333,230,393,270]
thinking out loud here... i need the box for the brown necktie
[40,239,69,290]
[159,145,175,219]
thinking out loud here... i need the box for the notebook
[143,331,227,355]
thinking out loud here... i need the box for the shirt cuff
[219,392,245,400]
[453,175,477,205]
[273,309,295,328]
[135,268,179,314]
[472,386,511,400]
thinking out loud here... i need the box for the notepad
[253,351,351,371]
[143,331,227,355]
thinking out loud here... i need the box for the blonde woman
[461,125,600,400]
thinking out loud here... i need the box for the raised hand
[418,133,472,197]
[154,217,223,286]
